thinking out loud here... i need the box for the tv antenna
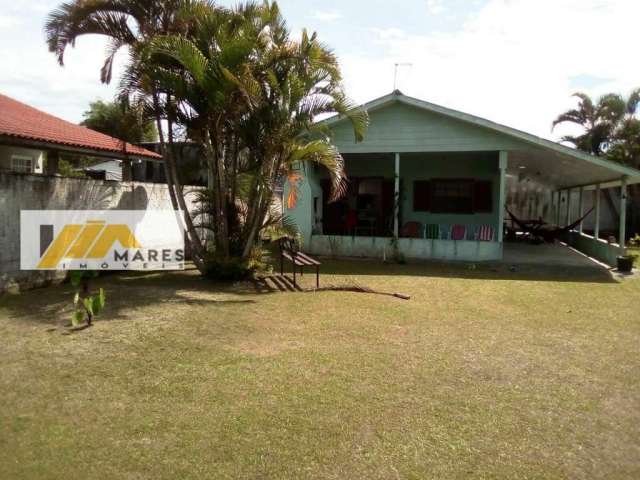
[393,62,413,91]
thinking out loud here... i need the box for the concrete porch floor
[502,241,607,269]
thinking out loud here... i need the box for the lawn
[1,259,639,479]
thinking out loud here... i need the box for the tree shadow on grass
[0,267,259,327]
[0,254,618,328]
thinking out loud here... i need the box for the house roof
[322,91,640,190]
[0,94,162,160]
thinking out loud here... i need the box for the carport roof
[322,91,640,190]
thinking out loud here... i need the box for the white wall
[0,144,45,173]
[0,172,201,293]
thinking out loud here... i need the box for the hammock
[506,207,595,242]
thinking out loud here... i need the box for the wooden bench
[279,238,321,288]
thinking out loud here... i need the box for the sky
[0,0,638,141]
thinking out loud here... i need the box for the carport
[506,137,640,267]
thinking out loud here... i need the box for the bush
[203,247,270,282]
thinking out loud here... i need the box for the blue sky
[0,0,637,140]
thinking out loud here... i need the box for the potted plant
[617,253,637,273]
[619,236,640,273]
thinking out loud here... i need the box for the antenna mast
[393,62,413,91]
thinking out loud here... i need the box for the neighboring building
[0,93,162,177]
[137,142,207,185]
[83,160,123,181]
[285,91,640,266]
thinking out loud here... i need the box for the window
[431,179,474,214]
[413,181,431,211]
[413,179,493,214]
[473,180,493,212]
[11,155,34,173]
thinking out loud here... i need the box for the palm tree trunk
[205,129,230,258]
[152,91,179,212]
[166,112,206,269]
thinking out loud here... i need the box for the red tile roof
[0,93,162,160]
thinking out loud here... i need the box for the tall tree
[81,99,157,143]
[47,0,367,277]
[45,0,207,268]
[552,92,617,155]
[604,89,640,166]
[553,89,640,234]
[139,1,367,270]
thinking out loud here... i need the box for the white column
[498,151,508,243]
[565,188,571,227]
[578,187,584,234]
[620,176,628,250]
[594,184,601,240]
[393,153,400,238]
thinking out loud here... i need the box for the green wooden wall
[284,99,520,246]
[330,101,526,154]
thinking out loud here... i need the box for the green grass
[1,259,639,479]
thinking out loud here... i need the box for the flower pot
[617,256,634,273]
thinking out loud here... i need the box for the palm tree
[81,99,157,143]
[552,92,618,155]
[142,1,367,269]
[48,1,367,276]
[45,0,184,84]
[605,89,640,166]
[553,89,640,160]
[554,89,640,234]
[45,0,208,267]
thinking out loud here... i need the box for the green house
[285,91,640,265]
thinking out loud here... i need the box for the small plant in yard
[69,271,105,328]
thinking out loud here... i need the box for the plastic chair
[425,224,440,240]
[401,221,423,238]
[451,224,467,241]
[475,225,495,242]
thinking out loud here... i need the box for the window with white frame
[11,155,34,173]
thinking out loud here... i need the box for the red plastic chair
[345,210,358,235]
[475,225,495,241]
[451,224,467,241]
[401,221,423,238]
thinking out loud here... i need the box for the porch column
[46,150,60,175]
[498,151,508,242]
[594,184,601,240]
[578,187,584,234]
[122,158,133,182]
[555,191,561,226]
[565,188,572,227]
[393,153,400,238]
[620,176,628,250]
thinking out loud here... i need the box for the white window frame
[11,154,34,173]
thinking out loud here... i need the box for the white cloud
[426,0,446,15]
[0,14,21,28]
[311,10,343,23]
[0,34,126,122]
[341,0,640,140]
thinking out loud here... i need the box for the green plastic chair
[425,224,440,239]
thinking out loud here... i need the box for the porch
[285,91,640,266]
[299,149,506,262]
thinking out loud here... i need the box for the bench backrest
[278,237,299,255]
